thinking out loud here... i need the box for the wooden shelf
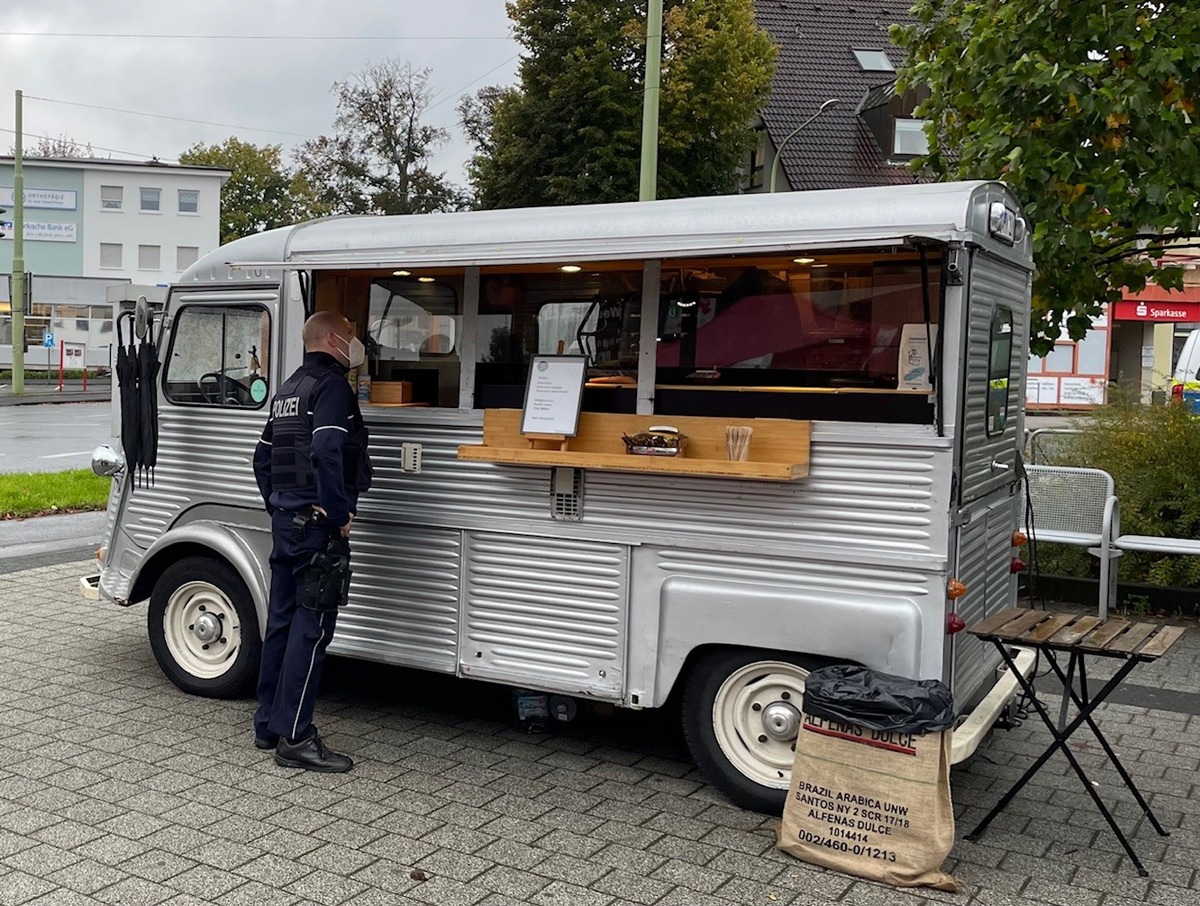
[457,410,810,481]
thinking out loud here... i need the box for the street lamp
[768,98,841,193]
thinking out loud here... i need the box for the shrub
[1042,396,1200,587]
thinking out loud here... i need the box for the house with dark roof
[748,0,927,193]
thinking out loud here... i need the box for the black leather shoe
[254,734,277,750]
[274,730,353,773]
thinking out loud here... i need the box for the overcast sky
[0,1,522,188]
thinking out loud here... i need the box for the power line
[0,126,171,162]
[0,31,512,41]
[24,96,318,141]
[426,55,520,111]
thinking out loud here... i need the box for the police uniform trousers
[254,509,349,744]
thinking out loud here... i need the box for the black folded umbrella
[115,311,142,481]
[137,311,161,487]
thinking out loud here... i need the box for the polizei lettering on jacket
[272,396,301,419]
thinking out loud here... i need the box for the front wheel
[148,556,261,698]
[682,648,830,814]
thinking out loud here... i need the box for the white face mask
[334,333,366,369]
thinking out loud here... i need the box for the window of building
[138,244,161,270]
[176,246,200,271]
[140,188,161,211]
[100,243,123,269]
[853,49,895,72]
[164,305,271,408]
[100,185,123,210]
[178,189,199,213]
[893,119,930,157]
[745,128,767,191]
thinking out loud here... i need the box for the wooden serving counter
[457,409,811,480]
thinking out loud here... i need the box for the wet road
[0,402,115,473]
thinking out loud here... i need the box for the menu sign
[521,355,588,436]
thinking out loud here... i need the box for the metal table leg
[1040,650,1168,838]
[965,642,1154,876]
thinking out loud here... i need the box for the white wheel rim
[712,660,810,790]
[162,580,243,679]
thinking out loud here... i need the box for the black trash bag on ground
[803,665,955,735]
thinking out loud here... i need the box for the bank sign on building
[0,157,229,368]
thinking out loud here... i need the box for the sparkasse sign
[1111,300,1200,322]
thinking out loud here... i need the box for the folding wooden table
[964,607,1185,876]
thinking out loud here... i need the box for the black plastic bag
[803,665,955,735]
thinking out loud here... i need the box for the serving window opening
[473,248,942,423]
[312,269,464,408]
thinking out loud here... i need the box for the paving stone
[476,864,552,900]
[529,879,615,906]
[212,879,302,906]
[283,867,368,906]
[404,874,491,906]
[119,850,198,884]
[92,876,177,906]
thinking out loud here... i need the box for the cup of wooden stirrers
[726,426,753,461]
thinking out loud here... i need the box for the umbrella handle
[117,310,134,348]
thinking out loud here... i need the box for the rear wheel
[148,556,260,698]
[682,648,830,814]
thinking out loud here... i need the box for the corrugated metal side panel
[363,420,946,558]
[359,420,547,524]
[123,408,266,548]
[462,533,628,695]
[329,526,461,671]
[960,257,1030,502]
[951,516,991,697]
[586,442,942,555]
[654,547,933,598]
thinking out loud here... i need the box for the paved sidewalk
[0,377,111,407]
[1,561,1197,906]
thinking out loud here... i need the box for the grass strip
[0,469,112,519]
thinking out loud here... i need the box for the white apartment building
[1,157,230,367]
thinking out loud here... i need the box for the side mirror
[134,295,151,340]
[91,444,126,477]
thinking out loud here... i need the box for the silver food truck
[86,180,1036,812]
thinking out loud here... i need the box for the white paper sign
[898,323,939,390]
[1060,377,1106,405]
[1025,376,1059,405]
[521,355,588,436]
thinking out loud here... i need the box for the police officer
[252,310,371,772]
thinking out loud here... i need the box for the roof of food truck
[181,180,1032,284]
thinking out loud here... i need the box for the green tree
[179,138,324,245]
[463,0,775,208]
[295,60,469,215]
[893,1,1200,353]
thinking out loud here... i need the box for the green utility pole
[638,0,663,202]
[11,90,25,395]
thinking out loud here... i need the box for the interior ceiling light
[393,270,411,276]
[793,257,815,265]
[417,276,436,282]
[560,265,582,273]
[811,262,830,268]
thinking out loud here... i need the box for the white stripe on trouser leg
[292,626,326,741]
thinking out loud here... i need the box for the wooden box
[370,381,413,404]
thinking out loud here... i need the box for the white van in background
[1171,328,1200,412]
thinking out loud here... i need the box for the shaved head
[303,311,352,351]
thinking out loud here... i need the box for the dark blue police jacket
[253,352,371,528]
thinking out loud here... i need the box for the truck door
[951,254,1031,702]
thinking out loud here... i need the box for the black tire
[682,648,832,814]
[148,556,261,698]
